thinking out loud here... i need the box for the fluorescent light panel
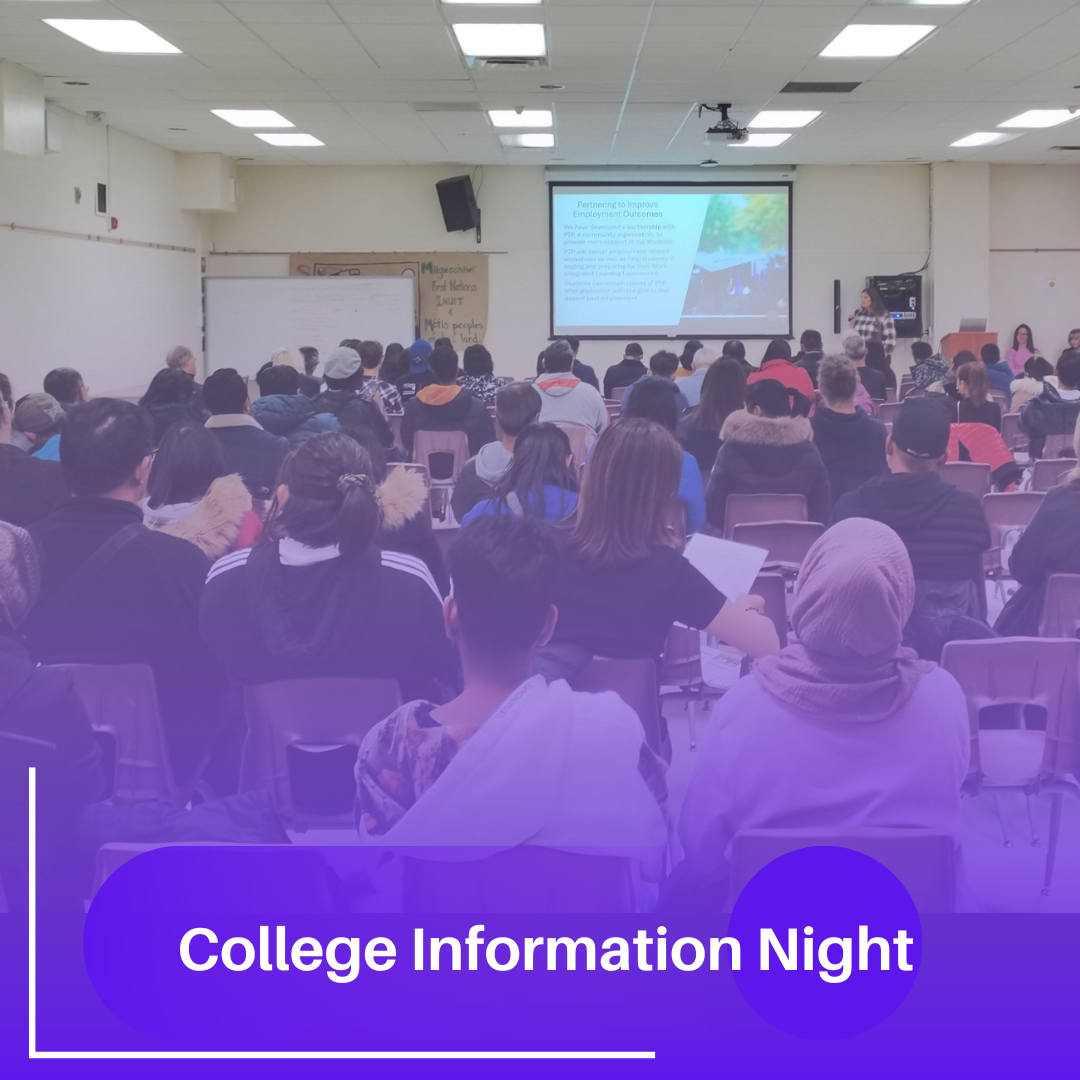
[998,110,1080,129]
[255,133,323,147]
[730,133,793,148]
[820,24,935,57]
[951,132,1012,147]
[442,0,541,4]
[500,133,554,148]
[43,19,181,54]
[749,110,821,129]
[452,24,546,57]
[488,109,552,128]
[212,109,293,129]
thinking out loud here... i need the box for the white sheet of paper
[683,533,769,600]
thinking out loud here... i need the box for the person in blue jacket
[251,363,338,446]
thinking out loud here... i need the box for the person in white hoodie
[1009,354,1054,414]
[534,339,609,445]
[450,382,542,522]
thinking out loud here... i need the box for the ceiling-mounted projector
[699,103,748,143]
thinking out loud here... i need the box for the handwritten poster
[289,252,488,353]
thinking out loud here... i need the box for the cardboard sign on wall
[289,252,488,353]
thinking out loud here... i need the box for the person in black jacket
[0,521,104,913]
[844,334,887,401]
[1020,350,1080,458]
[706,379,830,531]
[566,337,600,392]
[602,343,648,399]
[313,345,397,454]
[792,329,825,388]
[138,368,207,446]
[400,344,496,457]
[0,399,68,526]
[811,354,887,509]
[830,397,992,660]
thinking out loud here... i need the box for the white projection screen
[550,182,792,340]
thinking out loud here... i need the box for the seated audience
[1010,354,1054,413]
[0,397,68,527]
[810,354,888,508]
[980,343,1015,401]
[1020,349,1080,458]
[566,336,600,392]
[678,346,718,408]
[706,379,830,532]
[535,340,608,445]
[956,361,1002,430]
[310,346,395,453]
[995,419,1080,636]
[676,339,704,380]
[747,338,814,411]
[910,340,951,393]
[355,514,667,870]
[624,380,706,535]
[542,418,780,681]
[722,339,755,377]
[451,382,542,522]
[138,367,207,445]
[621,350,690,414]
[831,397,991,660]
[13,393,64,461]
[348,339,404,417]
[203,368,288,500]
[142,423,262,561]
[252,363,338,446]
[942,348,975,403]
[378,342,408,388]
[43,368,88,412]
[395,340,437,405]
[23,398,226,783]
[603,342,647,399]
[845,333,887,402]
[299,345,321,397]
[792,329,825,387]
[200,433,454,703]
[677,357,746,475]
[0,521,103,913]
[1005,323,1039,375]
[165,345,198,377]
[678,518,969,907]
[462,423,578,526]
[865,339,897,394]
[400,344,495,457]
[457,344,500,404]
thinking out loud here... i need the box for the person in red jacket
[747,338,814,413]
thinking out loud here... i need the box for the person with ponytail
[200,432,455,703]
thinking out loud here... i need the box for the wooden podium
[940,331,998,361]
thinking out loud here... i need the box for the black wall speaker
[436,174,480,233]
[866,274,923,338]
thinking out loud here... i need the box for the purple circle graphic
[727,846,921,1039]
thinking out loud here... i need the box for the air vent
[412,102,483,113]
[476,57,548,69]
[1052,145,1080,151]
[781,81,861,94]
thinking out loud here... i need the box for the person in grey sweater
[534,340,608,445]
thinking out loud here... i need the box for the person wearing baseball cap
[310,346,395,453]
[13,393,65,461]
[394,339,437,406]
[830,396,992,660]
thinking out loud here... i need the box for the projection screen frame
[548,180,793,342]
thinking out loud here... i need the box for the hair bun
[337,472,372,496]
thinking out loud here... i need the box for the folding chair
[1001,412,1026,454]
[730,828,956,913]
[389,413,403,448]
[555,422,591,474]
[611,386,628,403]
[982,491,1046,587]
[569,657,663,756]
[898,378,916,402]
[878,401,903,425]
[723,493,808,540]
[1038,574,1080,639]
[1031,457,1075,492]
[885,386,897,403]
[942,638,1080,894]
[1042,433,1076,459]
[240,677,402,830]
[412,429,470,521]
[938,461,992,501]
[731,521,825,573]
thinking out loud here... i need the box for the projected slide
[550,183,791,339]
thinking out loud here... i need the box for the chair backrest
[1038,574,1080,639]
[660,625,703,689]
[568,657,662,755]
[750,572,788,648]
[729,828,956,913]
[555,422,591,473]
[604,401,620,422]
[885,386,897,403]
[731,521,825,569]
[1031,457,1076,492]
[982,491,1045,534]
[611,386,628,402]
[990,390,1009,411]
[723,493,808,539]
[1043,432,1077,459]
[1000,411,1025,452]
[389,413,403,447]
[50,663,180,806]
[412,429,470,483]
[940,637,1080,785]
[938,461,992,501]
[240,677,402,829]
[878,401,903,425]
[898,378,916,402]
[402,846,635,913]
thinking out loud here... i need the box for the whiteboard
[204,276,416,375]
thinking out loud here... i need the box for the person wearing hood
[747,338,814,411]
[678,518,971,909]
[456,344,500,405]
[0,521,104,913]
[200,432,455,704]
[810,354,887,509]
[142,422,262,561]
[792,329,825,388]
[139,368,207,445]
[1009,354,1054,414]
[310,345,395,454]
[602,342,648,399]
[395,339,438,405]
[979,343,1015,402]
[399,344,496,457]
[251,363,339,447]
[451,382,542,523]
[1020,349,1080,458]
[13,392,64,462]
[706,379,830,532]
[910,340,951,393]
[534,340,609,446]
[620,350,691,415]
[0,396,68,527]
[830,397,992,660]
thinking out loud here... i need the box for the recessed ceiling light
[872,1,969,6]
[212,109,294,129]
[729,133,793,148]
[998,109,1080,129]
[452,24,546,57]
[749,110,821,129]
[43,19,182,54]
[820,24,935,57]
[951,132,1014,147]
[500,133,554,148]
[442,0,541,4]
[488,109,552,128]
[255,133,324,147]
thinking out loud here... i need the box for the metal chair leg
[687,698,697,752]
[1025,794,1041,847]
[1041,792,1063,896]
[992,793,1012,847]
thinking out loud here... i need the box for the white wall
[0,106,202,399]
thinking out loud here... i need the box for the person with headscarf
[678,518,970,907]
[0,522,103,912]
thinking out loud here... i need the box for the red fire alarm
[110,216,119,230]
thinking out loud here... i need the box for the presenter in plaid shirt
[849,285,897,358]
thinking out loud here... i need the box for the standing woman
[1005,324,1040,376]
[849,286,896,359]
[676,340,703,380]
[678,357,747,475]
